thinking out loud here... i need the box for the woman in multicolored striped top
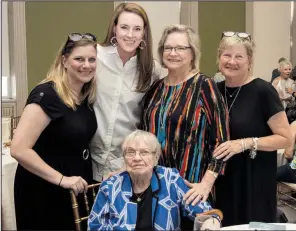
[140,25,229,209]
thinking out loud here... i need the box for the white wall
[115,1,180,60]
[2,2,10,78]
[247,2,292,82]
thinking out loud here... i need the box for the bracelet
[249,137,259,159]
[208,170,218,178]
[243,139,247,151]
[240,139,245,152]
[58,175,64,186]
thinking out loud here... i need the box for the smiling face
[62,44,97,86]
[162,32,193,72]
[124,139,156,177]
[280,64,292,79]
[114,11,144,57]
[219,43,250,80]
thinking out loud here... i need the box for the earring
[110,36,117,47]
[138,40,146,50]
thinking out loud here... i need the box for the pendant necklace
[135,191,145,202]
[224,84,242,118]
[225,87,240,98]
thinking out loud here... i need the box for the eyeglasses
[163,46,191,53]
[221,31,251,41]
[124,148,155,158]
[68,32,97,42]
[62,33,97,55]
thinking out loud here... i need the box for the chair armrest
[196,209,223,221]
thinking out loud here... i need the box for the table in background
[2,149,18,230]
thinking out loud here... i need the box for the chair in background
[70,182,101,231]
[277,182,296,211]
[2,106,15,117]
[10,116,21,139]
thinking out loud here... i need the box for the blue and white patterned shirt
[88,166,218,231]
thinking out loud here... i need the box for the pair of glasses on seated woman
[221,31,251,40]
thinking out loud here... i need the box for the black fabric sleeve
[138,79,163,129]
[26,82,67,120]
[201,77,229,174]
[260,80,284,122]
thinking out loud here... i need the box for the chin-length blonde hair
[217,35,255,71]
[40,38,97,110]
[158,24,201,73]
[101,3,154,92]
[279,60,292,73]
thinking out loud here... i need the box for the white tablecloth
[221,223,296,230]
[2,151,18,230]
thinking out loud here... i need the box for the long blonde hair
[40,38,97,110]
[101,3,154,92]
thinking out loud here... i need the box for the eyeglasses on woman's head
[221,31,251,41]
[62,32,97,55]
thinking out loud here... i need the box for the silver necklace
[135,191,145,202]
[224,84,242,113]
[225,87,240,98]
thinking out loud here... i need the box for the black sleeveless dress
[14,82,97,230]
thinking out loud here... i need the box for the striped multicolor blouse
[140,74,229,183]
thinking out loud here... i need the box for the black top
[215,78,284,226]
[14,82,98,230]
[131,186,153,231]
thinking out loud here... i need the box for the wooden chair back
[70,182,101,231]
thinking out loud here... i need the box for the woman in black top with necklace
[213,31,292,226]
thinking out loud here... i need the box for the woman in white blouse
[90,3,165,181]
[272,60,294,109]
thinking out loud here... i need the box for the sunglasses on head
[68,32,97,42]
[62,33,97,55]
[221,31,251,40]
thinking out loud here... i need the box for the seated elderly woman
[88,130,222,230]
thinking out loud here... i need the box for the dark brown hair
[101,3,154,92]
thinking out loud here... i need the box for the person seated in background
[272,60,294,109]
[271,57,286,83]
[277,121,296,184]
[88,130,222,231]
